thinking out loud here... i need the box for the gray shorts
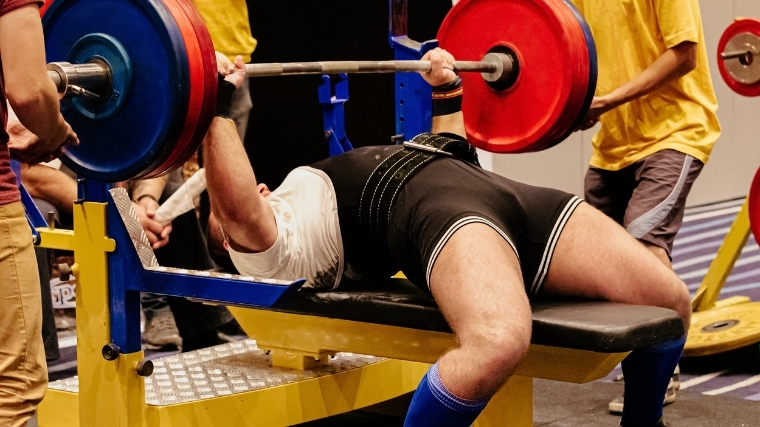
[584,149,703,256]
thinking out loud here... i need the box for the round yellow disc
[684,302,760,357]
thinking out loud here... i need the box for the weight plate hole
[701,319,740,333]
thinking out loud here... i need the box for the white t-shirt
[227,166,343,290]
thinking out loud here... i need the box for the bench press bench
[38,192,684,427]
[227,278,684,426]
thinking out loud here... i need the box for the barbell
[49,53,516,94]
[42,0,597,182]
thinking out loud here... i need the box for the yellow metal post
[37,202,149,427]
[474,376,533,427]
[692,200,751,312]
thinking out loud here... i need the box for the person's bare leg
[543,203,689,427]
[430,223,531,397]
[645,244,672,269]
[542,203,689,329]
[404,223,531,427]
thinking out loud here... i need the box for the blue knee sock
[404,362,491,427]
[620,334,686,427]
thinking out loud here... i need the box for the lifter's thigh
[0,202,47,427]
[541,203,690,328]
[430,223,531,370]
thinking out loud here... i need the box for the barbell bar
[47,52,515,99]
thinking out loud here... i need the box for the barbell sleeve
[721,50,756,61]
[47,61,111,97]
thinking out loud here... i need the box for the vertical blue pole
[389,0,437,141]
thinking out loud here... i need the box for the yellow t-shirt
[572,0,720,171]
[193,0,257,62]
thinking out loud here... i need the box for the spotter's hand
[420,48,458,87]
[215,51,235,75]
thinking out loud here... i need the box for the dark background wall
[244,0,451,188]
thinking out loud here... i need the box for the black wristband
[432,76,463,116]
[216,75,237,119]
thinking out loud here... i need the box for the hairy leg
[543,203,689,427]
[645,243,673,269]
[428,223,532,399]
[542,203,690,330]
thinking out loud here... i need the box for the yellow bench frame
[36,201,628,427]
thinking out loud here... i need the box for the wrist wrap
[216,76,237,119]
[432,76,463,116]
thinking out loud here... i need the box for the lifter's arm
[421,49,466,138]
[203,56,277,253]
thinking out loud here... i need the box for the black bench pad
[271,278,683,353]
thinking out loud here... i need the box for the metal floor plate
[48,340,385,406]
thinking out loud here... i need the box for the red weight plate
[718,18,760,97]
[749,167,760,243]
[136,0,205,179]
[39,0,51,16]
[534,0,590,151]
[438,0,590,153]
[148,0,217,178]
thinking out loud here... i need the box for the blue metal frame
[11,160,48,245]
[389,0,436,141]
[319,74,354,156]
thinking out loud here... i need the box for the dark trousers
[35,246,60,362]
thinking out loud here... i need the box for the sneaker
[608,378,677,414]
[142,309,182,351]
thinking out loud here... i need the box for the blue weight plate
[43,0,189,182]
[565,0,597,130]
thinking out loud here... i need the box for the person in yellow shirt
[573,0,720,425]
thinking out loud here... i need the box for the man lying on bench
[203,49,690,427]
